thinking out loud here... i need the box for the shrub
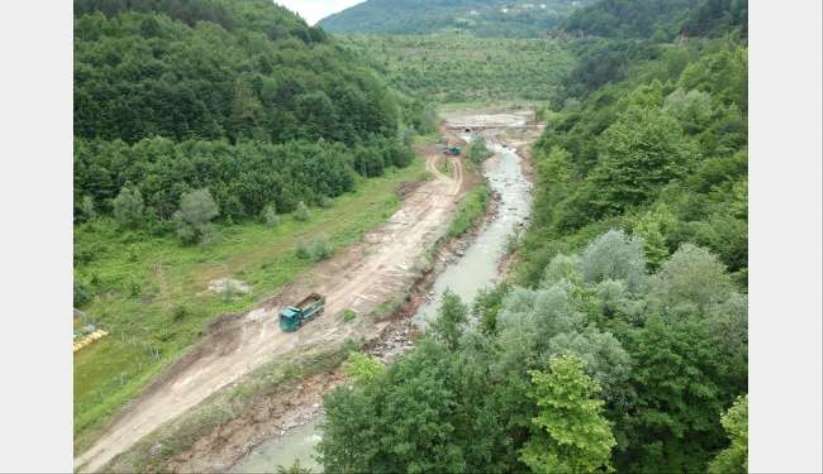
[342,309,357,322]
[294,201,311,221]
[113,186,145,229]
[74,278,92,307]
[319,196,334,208]
[173,189,220,245]
[468,136,494,165]
[296,237,332,262]
[261,204,280,227]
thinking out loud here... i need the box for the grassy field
[340,34,575,103]
[73,156,426,449]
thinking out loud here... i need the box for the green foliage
[173,188,219,245]
[631,205,677,269]
[342,309,358,323]
[519,37,747,286]
[448,185,490,238]
[74,277,93,308]
[564,0,699,40]
[467,136,494,165]
[588,106,697,216]
[339,34,575,103]
[72,1,420,237]
[295,237,332,262]
[472,283,510,335]
[580,230,647,293]
[74,3,396,144]
[79,195,97,222]
[112,186,145,229]
[261,204,280,227]
[520,355,616,474]
[708,394,748,474]
[293,201,311,222]
[431,290,469,350]
[343,352,385,384]
[650,243,734,314]
[276,460,313,474]
[320,0,593,38]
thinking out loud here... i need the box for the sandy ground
[74,150,465,473]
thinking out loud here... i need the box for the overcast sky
[274,0,366,25]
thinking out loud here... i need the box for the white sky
[274,0,367,25]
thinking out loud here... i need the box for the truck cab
[278,293,325,332]
[279,306,302,332]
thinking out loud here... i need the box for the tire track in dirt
[75,152,464,473]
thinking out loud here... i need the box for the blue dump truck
[279,293,326,332]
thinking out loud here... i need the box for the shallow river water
[231,133,532,474]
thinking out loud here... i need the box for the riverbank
[229,109,540,473]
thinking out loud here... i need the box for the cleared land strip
[75,152,464,473]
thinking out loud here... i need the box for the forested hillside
[339,34,575,103]
[563,0,747,40]
[317,0,749,472]
[319,0,595,37]
[74,0,415,228]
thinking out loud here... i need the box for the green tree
[650,243,735,314]
[632,205,677,269]
[589,107,698,214]
[708,394,748,474]
[112,186,145,229]
[431,289,468,350]
[519,355,616,474]
[580,229,647,293]
[173,188,219,245]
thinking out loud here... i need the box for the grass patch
[73,157,425,451]
[342,309,358,323]
[448,183,491,238]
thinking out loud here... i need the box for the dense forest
[74,0,420,236]
[319,0,595,38]
[317,0,749,472]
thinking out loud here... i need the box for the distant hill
[318,0,596,37]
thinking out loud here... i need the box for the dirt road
[75,151,465,473]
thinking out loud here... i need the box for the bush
[296,237,332,262]
[74,278,92,307]
[319,196,334,208]
[173,189,220,245]
[113,186,145,229]
[294,201,311,221]
[261,204,280,227]
[342,309,357,322]
[468,136,494,165]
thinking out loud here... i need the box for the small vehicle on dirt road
[444,146,461,156]
[279,293,326,332]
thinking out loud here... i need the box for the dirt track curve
[75,151,465,473]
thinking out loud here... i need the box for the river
[231,122,533,474]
